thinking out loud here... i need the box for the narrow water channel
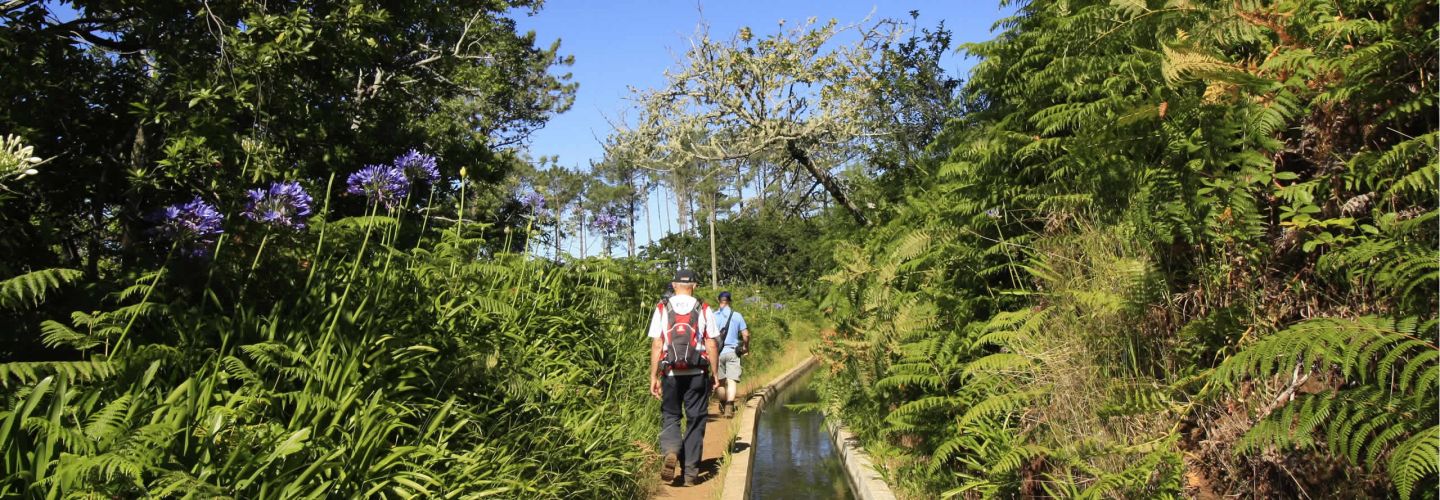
[748,371,856,500]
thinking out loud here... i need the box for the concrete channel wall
[823,419,898,500]
[718,357,897,500]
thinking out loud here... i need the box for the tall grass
[0,205,670,497]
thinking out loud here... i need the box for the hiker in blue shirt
[713,291,750,418]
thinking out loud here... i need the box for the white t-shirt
[648,295,719,376]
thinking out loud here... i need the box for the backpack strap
[719,309,734,341]
[660,298,676,351]
[695,302,708,359]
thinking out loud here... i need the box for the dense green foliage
[1,203,666,495]
[815,0,1437,498]
[640,216,835,288]
[4,0,1436,497]
[0,1,672,496]
[0,0,574,283]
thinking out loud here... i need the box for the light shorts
[717,350,742,381]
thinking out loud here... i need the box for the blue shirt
[714,306,747,354]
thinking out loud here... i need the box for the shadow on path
[653,404,733,498]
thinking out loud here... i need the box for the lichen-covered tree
[617,17,900,226]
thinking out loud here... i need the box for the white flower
[23,169,38,176]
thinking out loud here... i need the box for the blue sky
[512,0,1013,254]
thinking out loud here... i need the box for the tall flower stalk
[518,190,545,259]
[305,173,337,289]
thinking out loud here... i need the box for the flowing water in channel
[748,371,857,500]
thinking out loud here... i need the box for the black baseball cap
[718,291,732,300]
[672,269,699,284]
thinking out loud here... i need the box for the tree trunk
[785,139,868,226]
[674,179,689,235]
[756,162,765,214]
[644,182,653,249]
[735,167,745,213]
[628,190,637,259]
[662,185,672,234]
[690,193,700,237]
[708,190,719,288]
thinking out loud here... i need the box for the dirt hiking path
[652,375,776,500]
[651,399,729,499]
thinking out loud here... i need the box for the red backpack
[659,298,709,372]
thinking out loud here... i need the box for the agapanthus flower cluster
[346,164,410,209]
[519,191,546,212]
[591,213,622,234]
[743,296,764,305]
[771,302,785,310]
[242,181,313,230]
[984,207,1002,218]
[394,149,439,185]
[150,196,224,257]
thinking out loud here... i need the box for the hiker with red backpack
[647,270,720,486]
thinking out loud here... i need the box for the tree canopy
[0,0,574,277]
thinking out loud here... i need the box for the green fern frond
[891,395,962,419]
[82,394,132,442]
[1221,315,1437,495]
[1389,426,1439,499]
[875,372,945,392]
[0,359,116,386]
[1379,132,1437,198]
[39,320,104,351]
[0,268,82,309]
[1161,45,1238,83]
[957,390,1043,431]
[963,353,1032,378]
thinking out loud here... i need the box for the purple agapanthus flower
[346,164,410,209]
[150,196,224,257]
[394,149,439,185]
[771,302,785,310]
[242,181,313,230]
[519,191,546,212]
[591,213,622,234]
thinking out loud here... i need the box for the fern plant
[1217,316,1439,498]
[814,0,1436,497]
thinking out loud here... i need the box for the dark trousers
[660,373,709,478]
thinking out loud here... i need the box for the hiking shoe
[660,453,678,483]
[723,402,734,418]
